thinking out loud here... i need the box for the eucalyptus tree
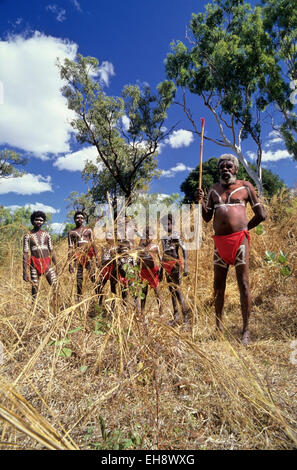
[164,0,285,194]
[261,0,297,159]
[58,54,176,207]
[0,149,27,178]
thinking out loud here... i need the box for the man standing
[97,231,117,309]
[23,211,58,299]
[68,211,99,298]
[196,154,265,345]
[161,213,190,326]
[138,227,163,318]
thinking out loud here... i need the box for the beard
[220,172,237,186]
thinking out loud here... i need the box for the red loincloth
[101,264,114,280]
[161,258,184,274]
[30,256,51,275]
[118,274,128,286]
[140,266,160,289]
[75,246,95,267]
[212,230,250,265]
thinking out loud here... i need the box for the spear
[193,118,205,336]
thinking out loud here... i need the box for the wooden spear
[193,118,205,335]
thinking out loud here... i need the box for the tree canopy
[0,149,27,178]
[58,54,176,204]
[180,157,285,203]
[164,0,297,194]
[261,0,297,159]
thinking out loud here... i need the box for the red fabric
[30,256,51,275]
[212,230,250,265]
[162,258,183,274]
[118,274,128,286]
[75,246,95,267]
[140,266,160,289]
[101,265,114,280]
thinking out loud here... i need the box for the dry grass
[0,199,296,450]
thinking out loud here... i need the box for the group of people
[23,153,266,344]
[23,208,190,326]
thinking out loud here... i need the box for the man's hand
[23,273,29,282]
[183,269,189,277]
[69,264,74,274]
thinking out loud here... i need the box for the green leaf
[280,265,291,277]
[120,439,134,449]
[68,327,83,335]
[278,252,288,264]
[255,224,265,235]
[264,250,276,262]
[80,365,88,372]
[99,415,107,440]
[58,348,72,358]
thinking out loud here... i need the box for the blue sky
[0,0,296,233]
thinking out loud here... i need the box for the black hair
[31,211,46,225]
[73,211,85,221]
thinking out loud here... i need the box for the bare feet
[241,330,251,346]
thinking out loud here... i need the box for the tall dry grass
[0,197,296,450]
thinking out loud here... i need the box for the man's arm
[90,228,99,264]
[178,237,189,276]
[68,232,75,273]
[195,189,214,223]
[48,234,58,275]
[23,234,30,282]
[245,182,266,230]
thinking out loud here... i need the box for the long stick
[199,118,205,190]
[193,118,205,336]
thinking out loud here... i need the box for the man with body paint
[196,154,265,345]
[23,211,58,299]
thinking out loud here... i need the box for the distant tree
[0,206,52,260]
[61,222,76,239]
[65,190,95,224]
[180,157,285,203]
[261,0,297,159]
[58,54,176,207]
[164,0,296,194]
[0,149,27,178]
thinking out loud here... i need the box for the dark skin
[138,231,163,317]
[23,217,58,297]
[97,235,117,307]
[68,214,99,296]
[196,159,266,345]
[161,219,190,325]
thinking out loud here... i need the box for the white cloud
[54,146,101,171]
[264,130,283,148]
[160,162,194,178]
[0,32,77,157]
[157,129,194,155]
[167,129,194,149]
[51,222,66,234]
[248,148,292,162]
[0,173,52,195]
[122,115,130,131]
[98,61,115,87]
[46,5,67,22]
[5,202,59,214]
[70,0,82,12]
